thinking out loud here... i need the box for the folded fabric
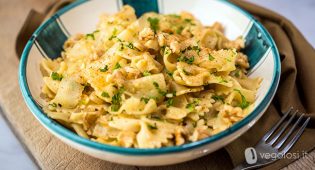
[10,0,315,169]
[226,0,315,169]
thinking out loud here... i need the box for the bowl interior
[19,0,280,154]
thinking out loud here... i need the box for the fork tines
[261,107,310,153]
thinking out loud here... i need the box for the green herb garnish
[111,87,125,111]
[147,123,158,130]
[182,69,191,75]
[48,103,57,108]
[184,18,196,25]
[191,46,201,54]
[86,30,99,40]
[147,17,159,33]
[108,28,118,40]
[119,43,124,51]
[153,81,167,96]
[166,98,174,107]
[186,99,199,111]
[234,89,250,109]
[51,72,63,81]
[148,114,162,121]
[108,35,116,41]
[153,81,159,88]
[99,65,108,72]
[101,92,110,98]
[166,70,173,77]
[168,14,181,18]
[126,42,134,49]
[177,56,194,65]
[164,47,171,55]
[140,97,150,104]
[219,78,228,83]
[86,33,95,40]
[212,95,224,102]
[235,70,240,78]
[208,54,215,61]
[143,71,151,77]
[113,63,121,70]
[176,26,184,34]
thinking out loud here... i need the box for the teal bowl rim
[19,0,281,155]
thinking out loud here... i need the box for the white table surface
[0,1,314,169]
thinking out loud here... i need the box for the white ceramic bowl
[19,0,280,166]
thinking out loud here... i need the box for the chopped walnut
[174,128,185,146]
[63,34,84,49]
[223,36,245,50]
[124,66,141,79]
[144,39,159,51]
[236,52,250,69]
[112,69,126,86]
[220,105,244,124]
[210,22,224,33]
[170,41,180,54]
[139,27,155,41]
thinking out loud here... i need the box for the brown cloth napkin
[7,0,315,169]
[226,0,315,169]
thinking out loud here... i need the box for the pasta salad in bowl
[19,0,280,166]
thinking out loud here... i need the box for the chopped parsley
[119,43,124,51]
[85,30,99,40]
[166,91,176,98]
[113,63,121,70]
[101,92,110,98]
[234,89,250,109]
[140,97,150,104]
[168,14,181,18]
[126,42,134,49]
[147,123,158,130]
[142,71,151,77]
[218,76,228,83]
[164,47,171,55]
[166,70,173,77]
[111,87,125,112]
[86,33,95,40]
[219,79,228,83]
[191,46,201,54]
[182,69,191,75]
[153,81,167,96]
[147,17,159,33]
[212,95,224,102]
[176,26,184,34]
[148,114,162,121]
[235,70,240,77]
[177,56,194,65]
[186,99,200,112]
[51,72,63,81]
[208,54,215,61]
[99,65,108,72]
[48,103,57,108]
[108,28,118,40]
[182,46,201,54]
[166,98,174,107]
[184,18,196,25]
[108,35,117,40]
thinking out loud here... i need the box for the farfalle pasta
[40,6,262,148]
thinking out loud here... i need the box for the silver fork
[233,108,310,170]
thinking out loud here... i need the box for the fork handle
[233,162,260,170]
